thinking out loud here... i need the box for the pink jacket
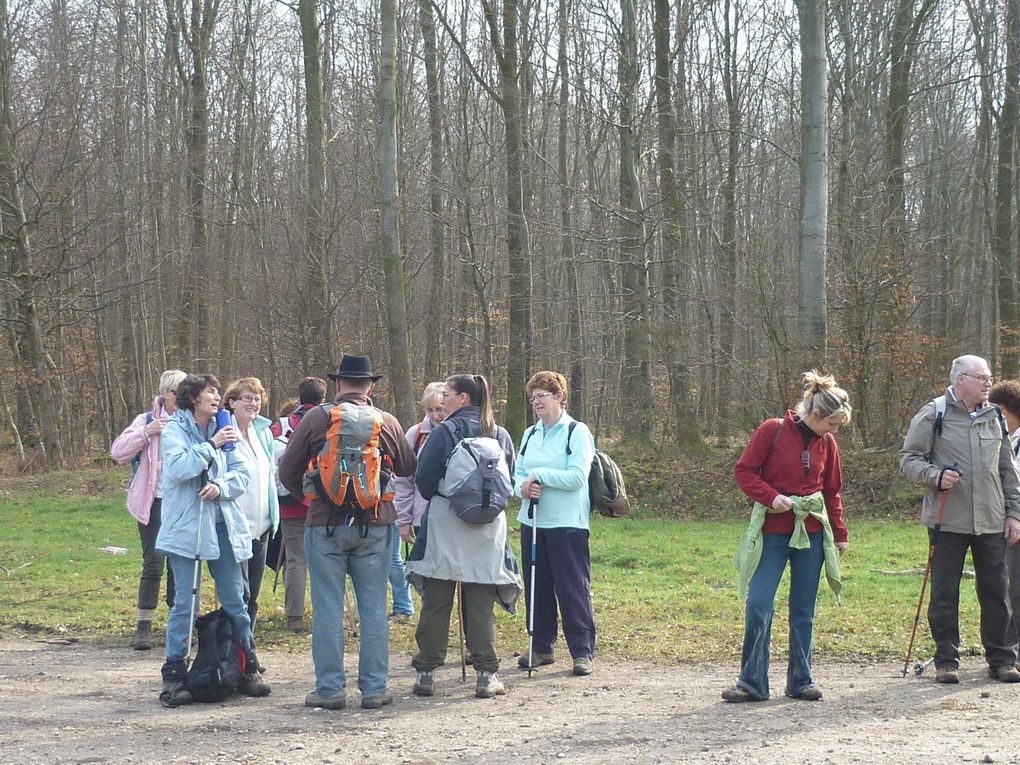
[393,416,433,527]
[110,397,169,525]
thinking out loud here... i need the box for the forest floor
[2,636,1018,765]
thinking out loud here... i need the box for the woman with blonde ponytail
[723,371,851,703]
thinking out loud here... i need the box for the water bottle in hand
[215,408,235,451]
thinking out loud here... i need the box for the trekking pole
[272,533,286,593]
[902,466,959,677]
[186,486,207,663]
[527,494,539,678]
[457,581,467,683]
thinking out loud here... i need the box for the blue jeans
[389,524,414,616]
[306,524,391,699]
[737,532,823,700]
[165,522,252,662]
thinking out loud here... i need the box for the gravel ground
[2,637,1019,765]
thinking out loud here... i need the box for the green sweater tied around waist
[734,491,842,604]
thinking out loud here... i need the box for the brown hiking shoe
[721,686,764,703]
[989,665,1020,683]
[935,666,960,684]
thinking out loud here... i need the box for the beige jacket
[900,388,1020,534]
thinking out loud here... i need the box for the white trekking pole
[527,495,539,678]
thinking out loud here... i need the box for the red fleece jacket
[734,410,848,543]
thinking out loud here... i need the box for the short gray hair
[949,355,987,386]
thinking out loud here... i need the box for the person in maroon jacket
[271,376,327,632]
[722,371,851,703]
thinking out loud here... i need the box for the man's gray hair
[949,355,987,386]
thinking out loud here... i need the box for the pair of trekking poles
[902,466,960,677]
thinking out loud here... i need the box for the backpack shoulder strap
[932,395,947,439]
[519,424,538,456]
[566,420,578,456]
[770,417,783,450]
[146,411,154,425]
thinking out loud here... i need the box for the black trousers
[928,529,1017,669]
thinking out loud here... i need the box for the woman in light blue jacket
[156,373,270,707]
[515,371,597,676]
[223,377,280,636]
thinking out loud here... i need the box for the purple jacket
[394,416,434,527]
[110,396,170,525]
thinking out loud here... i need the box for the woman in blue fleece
[515,371,597,676]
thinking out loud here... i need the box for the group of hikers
[111,351,1020,710]
[112,355,597,708]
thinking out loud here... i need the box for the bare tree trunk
[174,0,220,365]
[0,0,55,463]
[654,0,700,449]
[483,0,532,441]
[995,0,1020,376]
[298,0,332,374]
[419,0,446,384]
[796,0,827,358]
[619,0,653,446]
[114,0,143,416]
[379,0,414,426]
[718,0,740,439]
[558,0,583,419]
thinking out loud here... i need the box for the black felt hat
[328,354,383,382]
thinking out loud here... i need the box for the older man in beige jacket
[900,354,1020,684]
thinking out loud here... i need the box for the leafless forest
[0,0,1016,466]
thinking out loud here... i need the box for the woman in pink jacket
[392,382,445,619]
[110,369,187,650]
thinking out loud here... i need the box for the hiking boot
[361,692,394,709]
[132,620,153,651]
[518,651,554,669]
[572,657,593,676]
[475,670,506,698]
[238,670,271,697]
[388,613,413,624]
[305,690,346,710]
[238,648,271,697]
[785,684,823,701]
[989,665,1020,683]
[286,616,306,633]
[721,685,764,703]
[159,660,193,708]
[935,666,960,684]
[413,670,434,697]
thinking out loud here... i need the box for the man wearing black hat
[279,354,416,710]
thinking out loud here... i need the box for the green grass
[0,467,988,665]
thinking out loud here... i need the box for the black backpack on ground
[185,608,245,702]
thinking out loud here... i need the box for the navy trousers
[520,525,596,660]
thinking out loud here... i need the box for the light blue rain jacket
[156,409,252,562]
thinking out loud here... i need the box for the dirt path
[1,637,1018,765]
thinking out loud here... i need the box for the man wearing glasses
[901,354,1020,684]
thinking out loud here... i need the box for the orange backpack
[303,402,394,535]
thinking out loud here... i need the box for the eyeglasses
[239,395,262,404]
[801,450,810,478]
[529,392,554,404]
[962,372,994,384]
